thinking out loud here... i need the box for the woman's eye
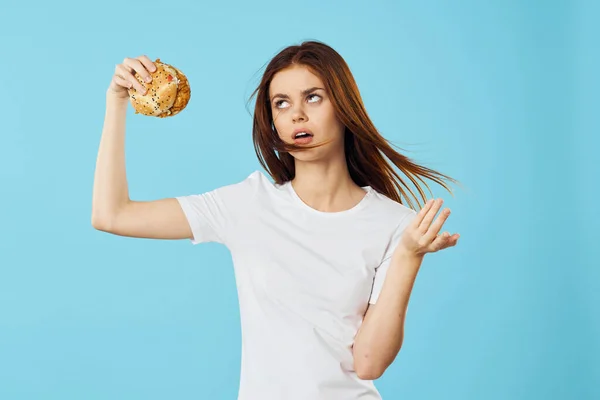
[274,94,321,109]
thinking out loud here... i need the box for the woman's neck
[291,159,366,213]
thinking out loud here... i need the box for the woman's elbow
[354,358,385,380]
[354,343,402,380]
[356,365,384,381]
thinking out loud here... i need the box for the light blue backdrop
[1,0,597,399]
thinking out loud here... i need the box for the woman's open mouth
[292,130,314,144]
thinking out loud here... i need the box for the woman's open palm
[397,198,460,257]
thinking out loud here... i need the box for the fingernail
[145,76,152,83]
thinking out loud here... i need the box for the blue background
[1,0,597,399]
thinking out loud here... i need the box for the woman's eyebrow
[270,87,325,101]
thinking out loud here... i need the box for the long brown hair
[248,40,459,210]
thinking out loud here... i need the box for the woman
[92,40,460,400]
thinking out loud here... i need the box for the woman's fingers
[414,198,459,248]
[423,206,451,243]
[107,54,156,98]
[429,232,460,252]
[123,56,153,84]
[400,198,460,256]
[413,198,435,228]
[115,63,146,95]
[419,198,443,233]
[137,55,157,74]
[112,74,133,90]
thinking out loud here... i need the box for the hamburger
[128,59,191,118]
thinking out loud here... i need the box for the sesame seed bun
[128,59,191,118]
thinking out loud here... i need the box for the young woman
[92,40,460,400]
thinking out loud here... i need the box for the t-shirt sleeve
[369,209,417,304]
[175,172,259,246]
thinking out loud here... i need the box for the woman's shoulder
[235,169,274,189]
[216,169,276,197]
[367,188,418,221]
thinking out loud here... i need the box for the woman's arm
[352,251,423,380]
[91,69,192,240]
[353,198,459,380]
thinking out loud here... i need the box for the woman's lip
[291,129,314,139]
[293,136,314,144]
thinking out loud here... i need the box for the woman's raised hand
[396,198,460,257]
[107,55,157,99]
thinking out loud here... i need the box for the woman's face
[269,65,345,162]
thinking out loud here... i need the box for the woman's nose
[292,107,307,123]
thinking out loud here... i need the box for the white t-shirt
[176,171,416,400]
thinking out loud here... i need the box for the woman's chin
[290,146,343,164]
